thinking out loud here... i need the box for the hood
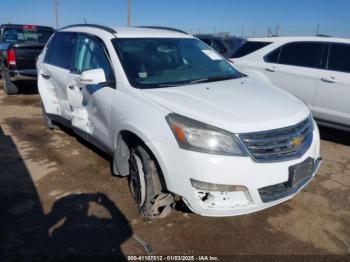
[142,77,310,133]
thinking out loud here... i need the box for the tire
[41,101,59,130]
[1,70,18,95]
[129,145,174,219]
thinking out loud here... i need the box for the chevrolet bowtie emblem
[291,136,303,147]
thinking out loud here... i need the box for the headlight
[166,113,247,156]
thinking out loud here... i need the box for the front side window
[328,43,350,73]
[44,32,77,69]
[278,42,327,68]
[112,38,241,89]
[264,48,281,63]
[74,35,114,81]
[231,41,271,58]
[3,26,54,44]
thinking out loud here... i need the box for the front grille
[239,116,313,162]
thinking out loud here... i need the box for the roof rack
[136,26,187,35]
[60,24,116,34]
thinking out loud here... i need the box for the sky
[1,0,350,38]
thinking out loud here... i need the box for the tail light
[7,48,16,67]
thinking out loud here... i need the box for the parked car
[195,34,245,58]
[230,36,350,131]
[37,25,321,218]
[0,24,54,94]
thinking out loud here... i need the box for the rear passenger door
[314,43,350,126]
[40,32,78,118]
[263,42,327,107]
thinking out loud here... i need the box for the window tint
[264,48,281,63]
[231,41,271,58]
[328,43,350,73]
[74,35,114,81]
[44,32,77,69]
[278,42,326,68]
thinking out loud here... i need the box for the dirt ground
[0,82,349,259]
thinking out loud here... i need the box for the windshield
[3,26,54,44]
[112,38,242,88]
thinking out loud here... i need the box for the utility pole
[241,26,245,38]
[252,25,256,37]
[316,24,320,35]
[54,0,59,29]
[127,0,132,27]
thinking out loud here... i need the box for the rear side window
[44,32,77,69]
[231,41,271,58]
[278,42,326,68]
[328,43,350,73]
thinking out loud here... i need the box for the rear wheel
[1,70,18,95]
[129,145,174,218]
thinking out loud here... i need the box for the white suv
[37,25,321,218]
[230,37,350,131]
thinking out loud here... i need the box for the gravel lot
[0,82,349,258]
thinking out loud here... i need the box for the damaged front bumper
[146,126,321,217]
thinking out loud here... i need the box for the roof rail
[136,26,187,35]
[60,24,116,34]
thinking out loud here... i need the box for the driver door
[67,33,116,150]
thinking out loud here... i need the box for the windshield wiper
[158,82,190,88]
[188,75,235,84]
[157,75,235,88]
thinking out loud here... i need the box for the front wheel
[129,145,174,219]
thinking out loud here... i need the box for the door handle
[265,66,276,72]
[321,76,337,83]
[68,85,75,90]
[41,73,50,79]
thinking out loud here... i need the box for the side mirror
[80,68,106,85]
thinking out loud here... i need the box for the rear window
[328,43,350,73]
[231,41,271,58]
[2,26,54,44]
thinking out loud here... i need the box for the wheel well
[115,130,168,191]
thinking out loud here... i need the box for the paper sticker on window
[201,50,223,60]
[138,72,147,78]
